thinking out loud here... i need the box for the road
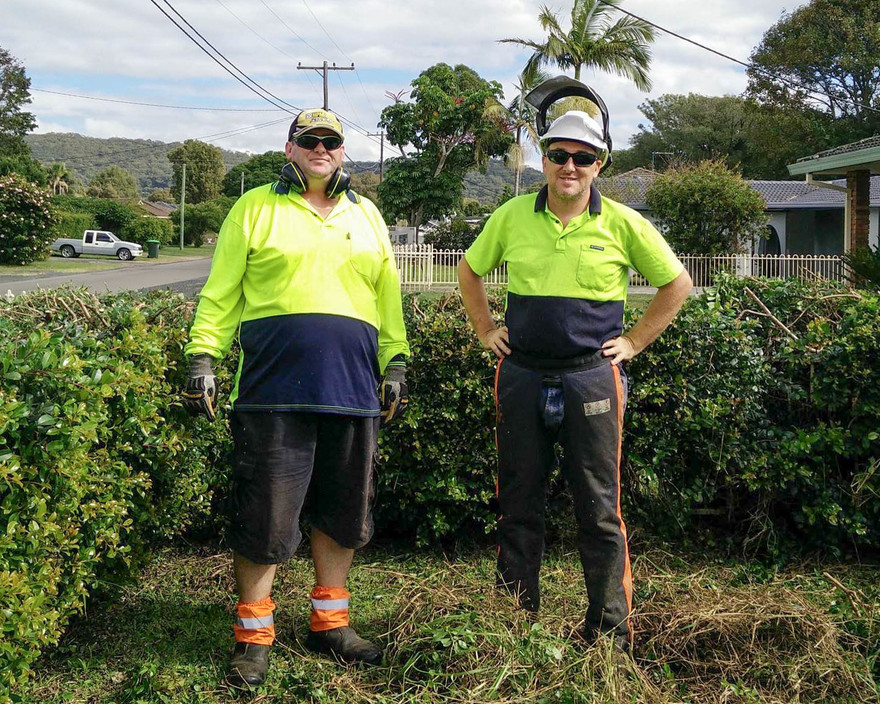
[0,256,213,297]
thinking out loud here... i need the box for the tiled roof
[596,174,880,209]
[795,135,880,162]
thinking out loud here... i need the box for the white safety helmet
[539,111,609,157]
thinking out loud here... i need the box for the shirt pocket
[576,244,618,291]
[348,231,382,284]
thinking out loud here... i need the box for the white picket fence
[392,245,847,291]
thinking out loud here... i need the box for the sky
[1,0,804,167]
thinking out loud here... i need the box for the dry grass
[19,546,880,704]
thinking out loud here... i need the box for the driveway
[0,256,213,297]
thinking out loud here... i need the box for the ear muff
[274,162,351,197]
[525,76,613,173]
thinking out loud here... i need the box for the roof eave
[788,146,880,176]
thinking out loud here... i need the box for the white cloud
[2,0,804,162]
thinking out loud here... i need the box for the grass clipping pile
[364,559,878,704]
[637,571,876,703]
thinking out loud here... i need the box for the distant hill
[25,132,545,203]
[25,133,251,194]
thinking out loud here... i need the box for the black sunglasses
[294,134,344,151]
[545,150,600,167]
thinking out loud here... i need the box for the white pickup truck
[51,230,143,261]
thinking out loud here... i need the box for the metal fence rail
[392,246,847,291]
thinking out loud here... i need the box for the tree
[486,64,550,196]
[147,188,175,202]
[378,63,513,233]
[87,165,139,199]
[0,47,37,157]
[499,0,656,90]
[645,160,768,255]
[612,93,835,179]
[167,140,225,204]
[747,0,880,141]
[222,151,287,197]
[174,196,235,246]
[0,173,57,265]
[350,171,380,204]
[424,217,481,250]
[48,163,73,195]
[0,153,48,185]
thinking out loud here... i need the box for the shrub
[53,210,93,238]
[0,173,57,265]
[376,292,502,545]
[51,195,140,235]
[424,218,481,250]
[624,274,880,554]
[0,288,232,696]
[842,244,880,292]
[173,196,235,246]
[645,160,768,254]
[123,216,176,245]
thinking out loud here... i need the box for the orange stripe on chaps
[310,586,350,632]
[234,596,276,645]
[612,364,634,641]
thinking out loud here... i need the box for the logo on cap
[289,109,344,141]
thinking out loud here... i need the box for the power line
[149,0,296,114]
[595,0,880,116]
[32,87,283,112]
[150,0,383,148]
[257,0,326,59]
[211,0,323,102]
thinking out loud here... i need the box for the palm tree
[503,63,550,196]
[500,0,656,92]
[48,162,72,195]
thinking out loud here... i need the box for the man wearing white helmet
[458,106,692,652]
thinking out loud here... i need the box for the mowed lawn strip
[24,545,880,704]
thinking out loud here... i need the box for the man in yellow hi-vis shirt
[181,109,409,686]
[458,105,691,653]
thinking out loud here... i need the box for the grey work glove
[181,353,218,421]
[379,359,408,426]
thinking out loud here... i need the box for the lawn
[22,543,880,703]
[0,246,215,278]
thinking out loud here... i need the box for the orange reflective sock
[234,596,276,645]
[309,586,350,632]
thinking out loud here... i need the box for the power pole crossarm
[296,61,355,110]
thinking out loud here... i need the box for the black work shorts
[226,411,379,565]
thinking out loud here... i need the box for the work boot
[226,642,270,687]
[305,626,383,666]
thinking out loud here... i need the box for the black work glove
[181,353,218,421]
[379,359,408,426]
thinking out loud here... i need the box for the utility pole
[367,130,385,181]
[296,61,355,110]
[178,163,186,251]
[240,171,245,196]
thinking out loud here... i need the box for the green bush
[0,173,57,265]
[377,293,502,545]
[842,244,880,292]
[624,274,880,554]
[0,288,232,697]
[123,217,176,245]
[51,195,140,235]
[53,210,93,239]
[173,196,235,246]
[378,280,880,555]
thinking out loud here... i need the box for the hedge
[0,288,231,699]
[2,277,878,695]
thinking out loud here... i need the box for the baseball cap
[539,110,607,154]
[288,109,345,142]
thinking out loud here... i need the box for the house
[788,135,880,252]
[597,169,880,255]
[137,200,177,219]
